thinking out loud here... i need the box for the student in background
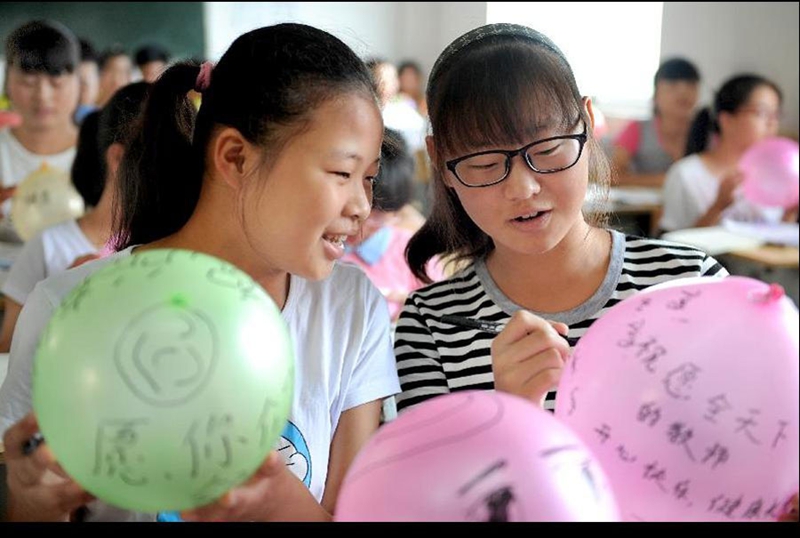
[612,57,701,188]
[95,45,132,107]
[0,20,80,239]
[135,43,171,83]
[342,128,444,321]
[392,24,727,415]
[74,38,100,125]
[0,82,150,353]
[397,60,427,117]
[0,23,399,522]
[367,57,426,154]
[659,74,796,233]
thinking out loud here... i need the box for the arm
[693,170,742,228]
[321,399,383,514]
[393,294,449,412]
[0,297,22,353]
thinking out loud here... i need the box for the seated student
[0,82,149,353]
[0,23,399,522]
[397,60,427,117]
[612,57,701,188]
[95,45,132,107]
[0,20,81,240]
[392,24,728,417]
[659,74,796,233]
[341,128,445,321]
[74,38,100,125]
[134,43,171,83]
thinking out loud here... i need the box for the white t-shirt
[0,248,400,521]
[1,219,97,304]
[382,98,426,154]
[659,154,784,232]
[0,128,76,241]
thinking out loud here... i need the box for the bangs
[431,41,584,158]
[7,22,79,76]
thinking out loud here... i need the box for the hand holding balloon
[2,413,95,521]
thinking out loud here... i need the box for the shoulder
[35,249,128,305]
[406,264,482,306]
[621,235,727,276]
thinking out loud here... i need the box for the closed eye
[333,172,351,179]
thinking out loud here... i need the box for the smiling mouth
[323,234,346,248]
[513,210,548,222]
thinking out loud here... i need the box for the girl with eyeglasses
[392,23,729,414]
[659,74,798,233]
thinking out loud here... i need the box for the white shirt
[1,219,97,305]
[0,248,400,521]
[0,128,76,241]
[659,154,784,232]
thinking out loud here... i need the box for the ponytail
[114,62,202,249]
[684,107,714,156]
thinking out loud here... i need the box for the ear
[105,142,125,180]
[209,127,257,189]
[717,110,733,133]
[426,135,453,188]
[583,96,596,133]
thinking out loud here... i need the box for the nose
[33,78,54,103]
[346,179,373,224]
[502,154,541,201]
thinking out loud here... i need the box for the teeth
[324,234,346,246]
[517,212,540,220]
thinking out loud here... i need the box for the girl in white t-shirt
[0,23,400,522]
[0,82,150,352]
[0,21,81,236]
[659,74,798,233]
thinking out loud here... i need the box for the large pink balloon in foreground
[336,390,620,522]
[555,276,799,521]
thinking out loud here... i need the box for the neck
[141,184,291,310]
[10,123,77,155]
[658,114,691,136]
[77,181,116,248]
[705,137,747,168]
[485,221,611,313]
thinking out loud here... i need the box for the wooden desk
[728,245,799,269]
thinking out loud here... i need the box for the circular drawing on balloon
[114,303,218,406]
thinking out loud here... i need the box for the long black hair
[114,23,377,249]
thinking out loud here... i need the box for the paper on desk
[661,226,765,255]
[608,187,663,206]
[721,219,800,247]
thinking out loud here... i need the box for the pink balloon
[740,136,800,209]
[336,391,621,522]
[555,276,799,521]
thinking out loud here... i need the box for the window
[486,2,664,119]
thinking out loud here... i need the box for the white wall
[204,2,401,62]
[661,2,799,136]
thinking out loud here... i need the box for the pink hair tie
[195,61,214,93]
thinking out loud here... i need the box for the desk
[729,245,799,269]
[587,187,663,237]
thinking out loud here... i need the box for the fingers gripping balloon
[335,391,621,522]
[32,249,295,513]
[555,276,799,521]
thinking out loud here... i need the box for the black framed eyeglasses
[445,122,588,188]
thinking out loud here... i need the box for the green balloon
[32,249,295,513]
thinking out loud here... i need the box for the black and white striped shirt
[394,230,729,413]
